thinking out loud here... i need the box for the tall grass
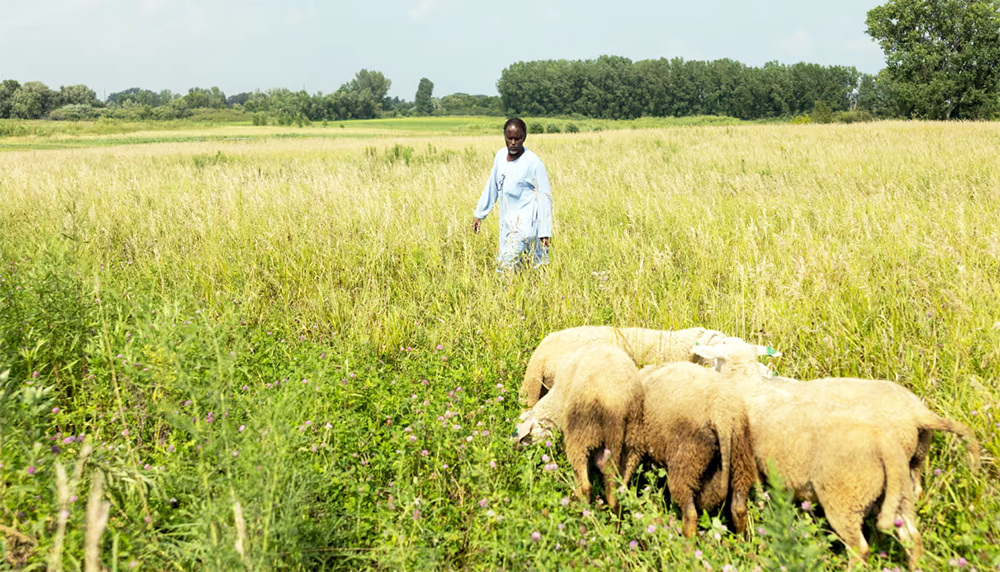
[1,121,998,571]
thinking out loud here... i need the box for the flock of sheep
[512,326,980,568]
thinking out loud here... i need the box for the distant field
[1,120,997,571]
[0,115,745,150]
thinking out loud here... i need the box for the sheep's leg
[601,444,624,511]
[818,497,869,564]
[666,465,699,538]
[729,487,749,537]
[893,477,923,570]
[670,482,699,539]
[621,447,642,486]
[566,443,592,504]
[910,429,932,499]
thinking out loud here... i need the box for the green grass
[0,115,746,151]
[1,121,997,571]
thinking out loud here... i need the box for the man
[472,118,553,271]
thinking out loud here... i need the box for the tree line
[498,57,870,120]
[0,70,501,123]
[2,0,996,123]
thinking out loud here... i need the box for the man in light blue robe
[472,118,553,272]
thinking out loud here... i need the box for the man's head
[504,117,527,159]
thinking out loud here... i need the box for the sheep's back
[555,344,642,427]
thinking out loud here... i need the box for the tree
[58,84,100,107]
[184,87,226,109]
[866,0,1000,119]
[0,79,21,118]
[108,88,156,107]
[340,69,392,112]
[9,81,58,119]
[415,78,434,115]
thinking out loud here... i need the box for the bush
[811,101,834,124]
[545,122,562,134]
[99,101,153,121]
[252,113,268,126]
[48,104,100,121]
[564,122,580,133]
[790,114,812,125]
[0,120,33,137]
[186,107,248,122]
[834,110,876,124]
[528,121,545,134]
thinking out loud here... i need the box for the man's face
[505,124,525,157]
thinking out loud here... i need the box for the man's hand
[541,237,551,248]
[472,217,482,234]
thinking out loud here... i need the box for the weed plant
[1,121,998,571]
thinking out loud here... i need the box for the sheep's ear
[691,343,726,361]
[513,416,536,444]
[699,329,728,346]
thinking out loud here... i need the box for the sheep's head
[692,337,781,373]
[690,329,730,364]
[513,410,555,448]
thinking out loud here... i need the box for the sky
[0,0,887,101]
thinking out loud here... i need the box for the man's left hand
[541,237,551,248]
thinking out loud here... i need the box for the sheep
[520,326,728,406]
[637,362,757,538]
[794,376,978,500]
[754,363,978,499]
[692,338,980,569]
[514,342,644,510]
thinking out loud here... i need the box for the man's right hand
[472,217,481,234]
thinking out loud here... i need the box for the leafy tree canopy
[866,0,1000,119]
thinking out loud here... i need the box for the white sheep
[637,362,757,538]
[514,342,644,510]
[520,326,728,406]
[692,338,980,569]
[754,363,978,500]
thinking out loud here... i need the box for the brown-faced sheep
[638,362,757,538]
[693,338,979,569]
[520,326,728,406]
[514,343,644,510]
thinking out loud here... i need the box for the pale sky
[0,0,887,101]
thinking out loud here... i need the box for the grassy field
[1,119,998,571]
[0,115,744,151]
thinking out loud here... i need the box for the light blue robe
[474,148,553,271]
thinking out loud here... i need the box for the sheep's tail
[917,413,981,470]
[876,430,913,532]
[716,421,733,500]
[727,411,756,535]
[621,399,645,486]
[729,412,757,495]
[564,398,625,506]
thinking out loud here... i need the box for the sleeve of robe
[534,161,553,239]
[473,155,500,220]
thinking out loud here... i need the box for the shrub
[564,122,580,133]
[528,121,544,134]
[48,104,100,121]
[834,110,876,124]
[186,108,248,122]
[811,101,834,124]
[790,114,812,125]
[545,122,562,134]
[0,120,33,137]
